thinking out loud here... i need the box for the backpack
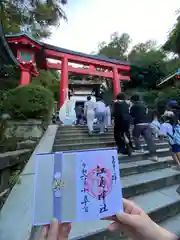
[173,125,180,145]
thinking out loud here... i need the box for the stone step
[54,135,168,151]
[57,128,114,134]
[56,131,168,143]
[135,142,169,151]
[55,135,169,148]
[119,213,180,240]
[120,156,173,177]
[53,141,169,153]
[53,141,116,152]
[55,136,114,144]
[59,125,114,130]
[119,147,171,162]
[70,184,180,240]
[131,184,180,222]
[53,141,170,162]
[56,131,114,138]
[122,167,180,198]
[160,212,180,237]
[54,143,169,159]
[120,185,180,239]
[55,130,165,140]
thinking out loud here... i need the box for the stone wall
[3,119,44,140]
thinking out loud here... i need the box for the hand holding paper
[39,219,71,240]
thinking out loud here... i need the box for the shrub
[156,87,180,114]
[3,84,54,119]
[0,90,7,115]
[142,90,159,108]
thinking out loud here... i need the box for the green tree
[98,32,131,60]
[0,1,67,100]
[128,40,163,64]
[1,0,67,38]
[163,58,180,74]
[124,40,166,89]
[32,69,60,101]
[163,12,180,56]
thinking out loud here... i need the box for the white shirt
[106,106,111,115]
[84,100,96,111]
[95,101,106,113]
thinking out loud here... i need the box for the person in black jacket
[113,93,133,155]
[130,94,157,161]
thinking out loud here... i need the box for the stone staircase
[53,126,115,151]
[53,125,180,239]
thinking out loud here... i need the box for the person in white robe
[95,97,106,134]
[84,96,96,135]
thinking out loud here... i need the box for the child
[150,111,161,138]
[159,116,180,169]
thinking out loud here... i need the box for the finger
[123,198,136,213]
[39,226,48,239]
[102,215,117,221]
[108,222,120,231]
[116,212,138,228]
[47,218,59,239]
[108,221,132,233]
[58,223,72,240]
[123,199,143,215]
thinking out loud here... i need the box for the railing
[156,72,176,86]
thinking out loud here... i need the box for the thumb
[116,212,139,228]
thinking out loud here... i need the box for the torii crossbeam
[6,33,131,107]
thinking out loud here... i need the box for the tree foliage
[97,29,180,92]
[32,69,60,101]
[163,12,180,56]
[1,0,67,38]
[98,32,131,60]
[95,15,180,106]
[0,1,66,101]
[156,87,180,114]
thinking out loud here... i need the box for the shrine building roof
[6,33,130,66]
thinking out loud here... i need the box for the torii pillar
[112,66,121,99]
[59,56,68,108]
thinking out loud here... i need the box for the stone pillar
[112,67,120,99]
[59,56,68,108]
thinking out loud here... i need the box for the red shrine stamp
[85,166,113,199]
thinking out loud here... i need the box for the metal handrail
[157,72,177,86]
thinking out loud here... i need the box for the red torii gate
[6,33,131,108]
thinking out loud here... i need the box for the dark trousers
[132,124,156,156]
[114,120,133,153]
[76,114,81,125]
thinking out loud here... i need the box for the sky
[47,0,180,54]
